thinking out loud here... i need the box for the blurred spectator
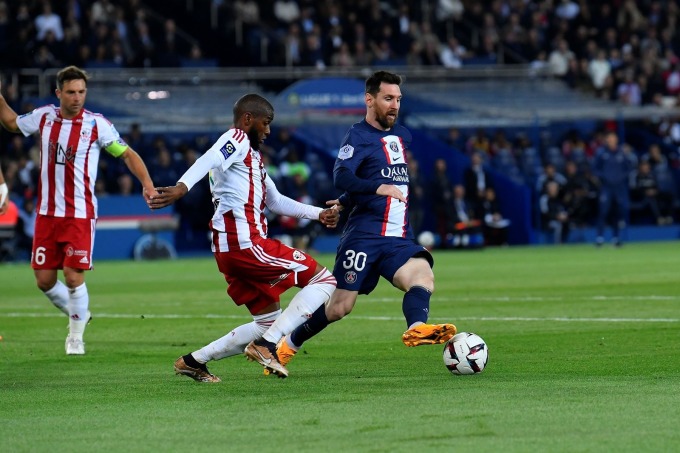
[617,70,642,106]
[480,187,509,246]
[331,42,355,68]
[588,49,611,96]
[279,147,310,197]
[156,18,182,67]
[35,2,64,41]
[540,180,570,244]
[548,39,575,79]
[463,152,492,211]
[593,131,637,246]
[274,0,300,27]
[430,158,454,248]
[562,160,598,238]
[448,184,482,249]
[15,197,36,259]
[466,129,491,157]
[629,160,664,225]
[555,0,580,21]
[440,36,469,69]
[407,154,425,236]
[445,126,465,150]
[535,163,567,196]
[117,173,135,196]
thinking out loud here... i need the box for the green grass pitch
[1,242,679,452]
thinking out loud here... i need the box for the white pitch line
[0,312,677,323]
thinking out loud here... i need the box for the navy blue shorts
[333,231,433,295]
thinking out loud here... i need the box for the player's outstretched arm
[0,80,20,133]
[119,148,158,205]
[148,183,189,209]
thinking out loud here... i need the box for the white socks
[263,268,336,344]
[67,283,89,340]
[192,310,281,363]
[190,268,336,363]
[44,280,69,316]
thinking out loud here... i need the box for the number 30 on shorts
[342,250,367,271]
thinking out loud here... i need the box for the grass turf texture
[1,242,679,452]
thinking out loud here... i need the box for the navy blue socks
[402,286,431,327]
[290,305,331,347]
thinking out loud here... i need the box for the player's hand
[147,183,188,209]
[319,205,340,228]
[325,199,344,211]
[376,184,406,203]
[142,186,160,206]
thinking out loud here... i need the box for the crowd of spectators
[2,0,680,257]
[5,0,680,109]
[0,0,204,71]
[444,123,679,244]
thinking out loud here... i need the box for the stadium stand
[2,0,680,259]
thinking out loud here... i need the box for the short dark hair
[233,93,274,122]
[56,66,89,90]
[365,71,402,96]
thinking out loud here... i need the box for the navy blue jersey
[334,119,413,238]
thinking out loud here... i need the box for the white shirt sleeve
[15,105,54,137]
[95,116,121,148]
[177,148,224,191]
[178,129,250,190]
[265,175,322,220]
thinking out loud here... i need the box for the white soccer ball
[417,230,435,248]
[443,332,488,375]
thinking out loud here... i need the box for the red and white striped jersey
[16,105,126,219]
[207,128,269,252]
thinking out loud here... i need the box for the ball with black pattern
[443,332,488,375]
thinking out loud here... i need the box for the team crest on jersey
[338,144,354,160]
[383,136,405,165]
[344,270,357,284]
[80,129,91,142]
[220,141,236,160]
[66,246,74,257]
[293,250,305,261]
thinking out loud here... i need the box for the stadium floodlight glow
[147,91,170,100]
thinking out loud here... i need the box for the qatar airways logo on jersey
[381,166,409,183]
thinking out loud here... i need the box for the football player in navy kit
[256,71,457,376]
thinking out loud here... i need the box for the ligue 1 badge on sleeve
[338,144,354,160]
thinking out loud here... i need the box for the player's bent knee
[326,304,351,322]
[35,273,57,292]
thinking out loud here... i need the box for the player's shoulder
[20,104,56,118]
[213,128,251,158]
[220,128,250,147]
[84,109,114,127]
[343,121,376,150]
[392,123,412,142]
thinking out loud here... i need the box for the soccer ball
[417,230,435,248]
[443,332,488,375]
